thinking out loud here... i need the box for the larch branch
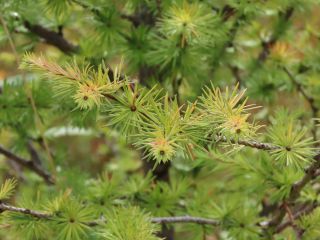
[24,21,78,54]
[151,216,219,226]
[0,203,51,219]
[0,145,55,185]
[0,203,219,226]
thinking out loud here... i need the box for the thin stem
[217,136,280,151]
[0,15,20,65]
[0,202,219,226]
[258,7,294,62]
[267,154,320,230]
[0,203,51,218]
[275,202,318,233]
[283,67,318,141]
[151,216,219,226]
[0,145,55,184]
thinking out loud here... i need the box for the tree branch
[0,203,51,218]
[267,154,320,229]
[283,67,316,110]
[151,216,219,226]
[0,202,219,226]
[275,202,318,233]
[0,145,55,185]
[24,21,78,54]
[217,135,320,233]
[283,67,318,140]
[228,65,242,87]
[258,7,294,62]
[217,136,280,151]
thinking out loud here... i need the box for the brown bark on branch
[217,136,280,151]
[0,203,51,218]
[275,202,318,233]
[0,202,219,226]
[24,21,78,54]
[267,154,320,230]
[0,145,55,185]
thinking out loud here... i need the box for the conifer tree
[1,0,320,239]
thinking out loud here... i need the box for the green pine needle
[0,178,17,201]
[268,112,317,170]
[100,206,161,240]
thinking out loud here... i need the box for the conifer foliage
[1,0,320,239]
